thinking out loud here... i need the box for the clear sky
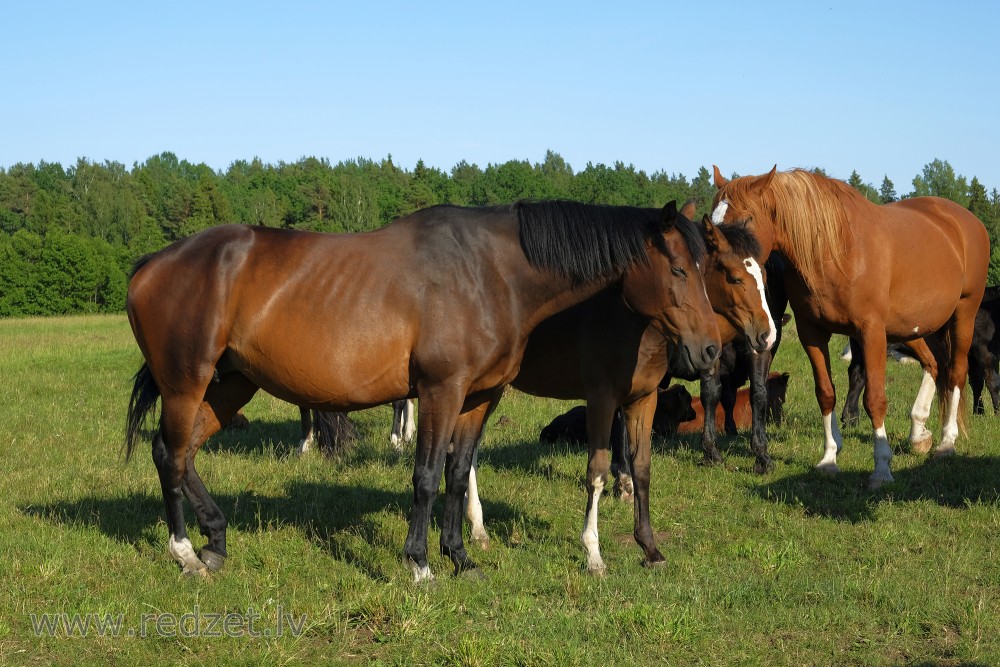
[4,1,999,193]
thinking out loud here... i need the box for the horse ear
[700,214,720,253]
[713,165,729,187]
[679,198,697,221]
[759,165,778,188]
[659,200,678,232]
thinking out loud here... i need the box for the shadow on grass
[18,480,542,581]
[752,455,1000,523]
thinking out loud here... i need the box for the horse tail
[125,363,161,461]
[934,327,968,438]
[314,410,357,457]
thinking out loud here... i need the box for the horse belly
[227,328,413,411]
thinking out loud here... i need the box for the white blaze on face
[742,257,776,349]
[711,200,729,225]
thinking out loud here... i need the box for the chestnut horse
[712,166,989,487]
[125,200,721,581]
[436,203,773,574]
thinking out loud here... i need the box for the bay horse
[711,166,989,487]
[443,203,773,574]
[125,200,722,581]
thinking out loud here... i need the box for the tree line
[1,151,998,317]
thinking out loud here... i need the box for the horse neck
[519,271,622,332]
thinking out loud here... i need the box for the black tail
[313,410,357,457]
[125,363,161,461]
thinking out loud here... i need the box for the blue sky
[4,1,999,192]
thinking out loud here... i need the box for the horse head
[710,164,779,258]
[620,201,721,374]
[700,213,776,353]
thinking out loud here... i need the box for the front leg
[441,395,498,577]
[404,382,465,583]
[748,348,775,474]
[581,396,616,575]
[620,392,665,568]
[698,363,724,466]
[797,322,841,475]
[840,338,864,428]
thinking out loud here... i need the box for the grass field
[1,314,998,666]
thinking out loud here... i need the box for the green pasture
[0,314,998,666]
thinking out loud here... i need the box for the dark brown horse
[125,200,721,581]
[453,203,773,573]
[712,166,989,487]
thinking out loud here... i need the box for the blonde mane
[721,169,856,288]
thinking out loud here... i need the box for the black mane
[717,223,761,259]
[516,200,705,283]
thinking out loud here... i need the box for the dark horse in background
[125,200,721,581]
[712,166,989,488]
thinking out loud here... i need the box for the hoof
[815,461,840,476]
[932,444,957,459]
[613,475,634,504]
[699,455,724,468]
[181,561,209,578]
[642,551,667,568]
[911,435,934,455]
[867,473,893,490]
[199,549,226,572]
[753,456,774,475]
[471,534,490,551]
[455,564,485,580]
[586,564,608,577]
[406,557,434,584]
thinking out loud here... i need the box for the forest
[1,150,998,317]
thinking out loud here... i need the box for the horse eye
[671,266,686,277]
[727,274,743,285]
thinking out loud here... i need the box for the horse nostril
[705,344,718,362]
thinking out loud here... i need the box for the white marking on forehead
[711,200,729,225]
[743,257,776,350]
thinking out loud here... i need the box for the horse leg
[390,400,405,450]
[154,393,210,576]
[611,409,634,502]
[581,394,616,575]
[719,372,739,436]
[403,399,417,443]
[857,327,893,488]
[699,364,724,466]
[465,446,490,550]
[797,323,842,474]
[903,338,938,454]
[404,383,465,583]
[441,394,499,576]
[390,399,417,450]
[621,391,665,568]
[936,303,978,458]
[748,348,775,474]
[180,373,259,571]
[298,406,314,454]
[841,338,864,428]
[988,358,1000,414]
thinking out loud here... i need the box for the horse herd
[124,166,990,581]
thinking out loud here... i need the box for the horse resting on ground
[125,200,721,581]
[396,202,774,573]
[711,165,989,488]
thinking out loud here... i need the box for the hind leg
[936,304,978,457]
[155,393,211,576]
[841,338,864,428]
[181,373,259,571]
[903,339,938,454]
[298,407,315,454]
